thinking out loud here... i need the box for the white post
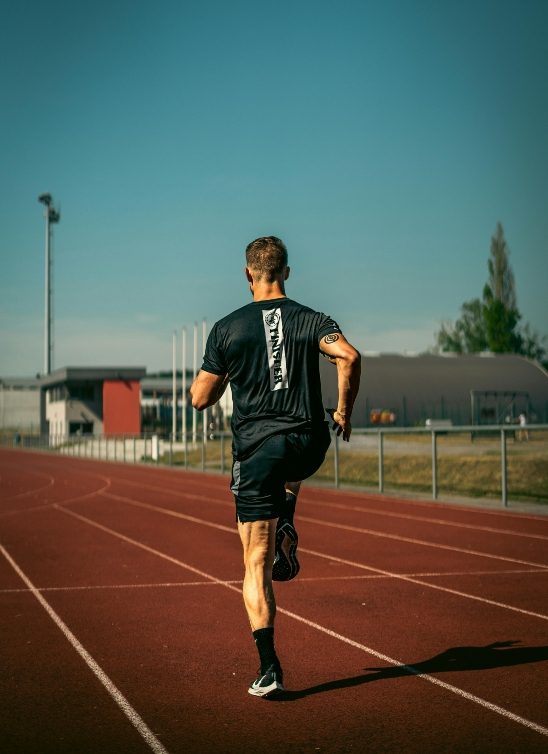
[202,318,207,445]
[501,428,508,507]
[172,331,177,440]
[192,321,197,445]
[182,326,187,442]
[44,208,51,375]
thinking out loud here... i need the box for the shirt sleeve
[317,313,342,342]
[201,323,227,376]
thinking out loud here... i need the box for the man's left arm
[320,332,361,441]
[190,370,229,411]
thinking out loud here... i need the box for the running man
[190,236,361,697]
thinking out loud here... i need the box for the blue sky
[1,0,547,375]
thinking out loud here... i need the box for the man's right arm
[320,333,361,441]
[190,370,229,411]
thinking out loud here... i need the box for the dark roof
[40,367,147,387]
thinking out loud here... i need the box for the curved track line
[3,449,546,522]
[53,505,548,738]
[0,469,55,502]
[0,544,170,754]
[0,477,112,518]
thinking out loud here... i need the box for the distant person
[190,236,361,697]
[518,412,529,441]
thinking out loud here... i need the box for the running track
[1,448,547,754]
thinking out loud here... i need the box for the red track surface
[1,448,547,754]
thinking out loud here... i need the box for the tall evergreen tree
[481,223,522,352]
[486,222,517,309]
[435,223,546,362]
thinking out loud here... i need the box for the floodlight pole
[192,322,198,444]
[181,326,187,440]
[38,193,60,375]
[202,318,207,444]
[44,206,51,374]
[172,331,177,440]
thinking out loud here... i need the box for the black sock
[282,490,297,524]
[252,627,280,672]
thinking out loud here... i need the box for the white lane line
[54,505,241,587]
[277,605,548,738]
[300,498,548,541]
[53,505,548,738]
[0,544,170,754]
[102,491,234,534]
[106,478,219,506]
[307,490,548,523]
[100,472,548,556]
[98,493,548,618]
[298,514,548,570]
[298,547,548,621]
[1,568,545,595]
[167,473,548,523]
[104,489,548,570]
[0,580,239,593]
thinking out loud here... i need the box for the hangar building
[320,353,548,426]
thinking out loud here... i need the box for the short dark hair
[245,236,288,282]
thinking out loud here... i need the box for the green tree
[519,323,548,363]
[436,298,488,353]
[486,222,517,310]
[435,223,546,362]
[481,222,522,353]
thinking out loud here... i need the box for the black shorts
[231,425,331,523]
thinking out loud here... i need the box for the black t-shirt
[201,297,341,459]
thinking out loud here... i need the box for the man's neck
[251,282,287,302]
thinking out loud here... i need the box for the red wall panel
[102,380,141,436]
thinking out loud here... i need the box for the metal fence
[4,424,547,508]
[348,424,548,507]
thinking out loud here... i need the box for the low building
[40,367,146,438]
[140,374,233,435]
[0,377,41,432]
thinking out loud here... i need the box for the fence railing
[3,424,547,508]
[349,424,547,507]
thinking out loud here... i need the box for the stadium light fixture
[38,193,52,207]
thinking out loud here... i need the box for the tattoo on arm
[324,333,340,344]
